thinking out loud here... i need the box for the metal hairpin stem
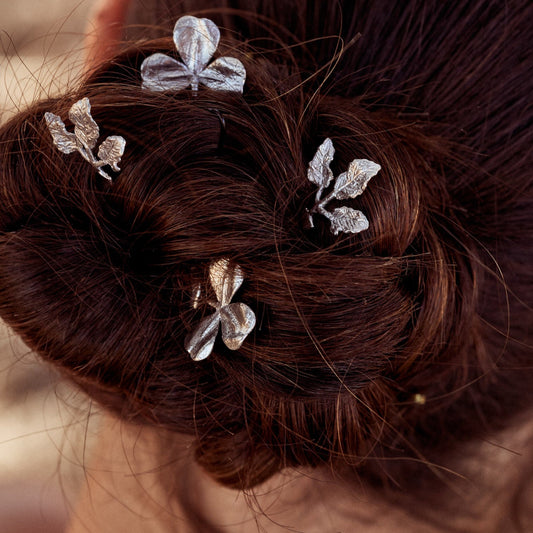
[208,108,227,151]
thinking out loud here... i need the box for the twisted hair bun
[0,1,531,494]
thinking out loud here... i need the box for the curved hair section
[0,0,531,496]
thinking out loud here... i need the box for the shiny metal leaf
[173,16,219,74]
[45,98,126,182]
[307,137,335,189]
[141,53,191,91]
[186,258,255,360]
[327,206,369,235]
[185,312,221,361]
[97,136,126,172]
[209,259,244,307]
[191,284,202,309]
[220,302,256,350]
[307,139,379,235]
[201,57,246,93]
[68,97,99,150]
[44,113,78,154]
[333,159,381,200]
[141,16,245,93]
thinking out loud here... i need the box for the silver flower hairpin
[141,16,246,93]
[307,138,380,235]
[45,98,126,182]
[185,259,256,361]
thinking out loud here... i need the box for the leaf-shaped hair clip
[141,16,246,93]
[307,138,381,235]
[45,98,126,182]
[185,259,256,361]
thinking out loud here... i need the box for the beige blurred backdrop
[0,1,98,531]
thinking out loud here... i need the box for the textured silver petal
[200,57,246,93]
[174,16,219,74]
[191,284,202,309]
[307,139,379,235]
[307,137,335,189]
[141,53,191,91]
[185,312,221,361]
[44,113,78,154]
[186,258,255,360]
[142,17,245,93]
[97,136,126,172]
[326,206,369,235]
[220,302,256,350]
[45,98,126,182]
[68,98,99,150]
[209,259,244,307]
[333,159,381,200]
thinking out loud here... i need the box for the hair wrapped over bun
[0,1,531,493]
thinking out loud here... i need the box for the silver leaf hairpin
[185,259,256,361]
[45,98,126,182]
[141,16,246,93]
[307,138,380,235]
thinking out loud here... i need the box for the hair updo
[0,0,531,495]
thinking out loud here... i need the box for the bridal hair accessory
[45,98,126,182]
[141,16,246,93]
[307,138,380,235]
[185,259,256,361]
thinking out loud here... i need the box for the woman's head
[0,1,531,507]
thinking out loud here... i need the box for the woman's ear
[84,0,132,72]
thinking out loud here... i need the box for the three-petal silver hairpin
[307,138,380,235]
[185,259,256,361]
[141,16,246,93]
[45,98,126,182]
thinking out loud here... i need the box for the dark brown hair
[0,0,532,522]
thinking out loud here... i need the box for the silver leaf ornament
[307,138,380,234]
[141,16,246,93]
[68,97,99,150]
[326,206,369,235]
[140,53,191,91]
[199,57,246,93]
[45,113,78,154]
[333,159,381,200]
[185,313,221,362]
[45,97,126,182]
[174,16,219,76]
[97,136,126,172]
[209,259,244,306]
[185,259,256,361]
[307,137,335,189]
[220,303,256,351]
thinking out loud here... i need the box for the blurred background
[0,2,96,531]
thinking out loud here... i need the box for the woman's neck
[64,415,360,532]
[65,414,532,533]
